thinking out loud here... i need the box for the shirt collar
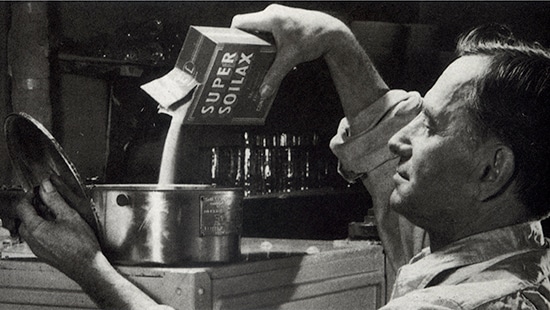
[392,221,548,299]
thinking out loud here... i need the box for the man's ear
[477,145,515,202]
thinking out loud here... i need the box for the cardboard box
[141,26,276,125]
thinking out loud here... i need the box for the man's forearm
[324,29,389,133]
[74,253,172,310]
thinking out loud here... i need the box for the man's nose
[388,124,413,159]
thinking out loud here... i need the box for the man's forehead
[441,56,490,84]
[424,55,490,112]
[418,55,491,130]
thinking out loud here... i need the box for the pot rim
[88,184,243,192]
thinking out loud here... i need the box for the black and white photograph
[0,1,549,309]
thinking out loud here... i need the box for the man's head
[457,24,550,221]
[387,24,550,239]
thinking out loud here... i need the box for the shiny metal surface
[4,113,244,265]
[90,184,243,265]
[4,112,99,233]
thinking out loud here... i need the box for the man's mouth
[395,168,409,181]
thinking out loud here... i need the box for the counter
[0,238,385,309]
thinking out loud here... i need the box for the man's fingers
[38,178,76,219]
[231,11,273,33]
[259,50,298,101]
[18,223,30,242]
[16,193,47,232]
[48,175,99,233]
[231,5,300,102]
[231,4,292,33]
[50,174,87,209]
[16,193,39,222]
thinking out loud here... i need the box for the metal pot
[90,184,243,265]
[5,113,244,266]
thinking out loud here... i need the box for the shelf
[57,53,159,66]
[244,186,368,200]
[56,53,170,78]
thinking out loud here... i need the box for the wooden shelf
[0,239,385,309]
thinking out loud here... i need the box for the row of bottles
[204,132,343,196]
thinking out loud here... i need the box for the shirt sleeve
[329,89,429,288]
[329,89,422,180]
[147,306,176,310]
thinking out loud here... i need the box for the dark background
[1,2,549,239]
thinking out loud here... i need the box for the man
[16,4,550,309]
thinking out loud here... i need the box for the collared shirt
[330,90,429,278]
[329,89,550,309]
[383,222,550,309]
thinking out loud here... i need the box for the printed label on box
[141,26,276,125]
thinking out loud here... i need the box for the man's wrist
[71,252,160,309]
[323,25,389,121]
[72,252,119,296]
[321,18,357,60]
[324,25,357,60]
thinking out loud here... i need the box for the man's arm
[233,4,428,277]
[16,177,173,310]
[323,30,390,131]
[231,4,389,128]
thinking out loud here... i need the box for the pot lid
[4,112,98,232]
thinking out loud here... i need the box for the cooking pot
[91,184,242,265]
[4,112,243,265]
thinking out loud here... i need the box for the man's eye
[422,114,432,131]
[424,121,433,133]
[423,116,436,135]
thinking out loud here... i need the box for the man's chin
[390,189,420,219]
[389,193,430,229]
[389,190,407,214]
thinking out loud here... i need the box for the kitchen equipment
[3,112,243,265]
[4,112,98,232]
[91,184,242,264]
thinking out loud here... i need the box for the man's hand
[16,177,101,281]
[231,4,352,100]
[16,176,170,309]
[232,4,388,123]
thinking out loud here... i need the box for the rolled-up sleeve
[148,306,176,310]
[330,89,422,181]
[329,89,428,289]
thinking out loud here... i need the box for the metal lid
[4,112,98,232]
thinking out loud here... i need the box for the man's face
[388,56,490,232]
